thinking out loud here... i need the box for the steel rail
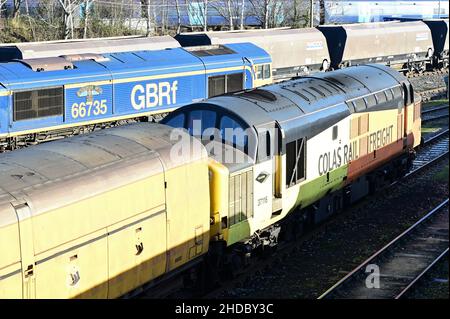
[394,248,449,299]
[318,199,449,299]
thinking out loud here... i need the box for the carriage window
[164,113,185,128]
[188,110,216,138]
[14,87,63,121]
[227,73,244,93]
[286,138,306,187]
[220,115,248,149]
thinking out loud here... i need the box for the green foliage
[422,99,449,109]
[0,16,64,43]
[83,18,141,39]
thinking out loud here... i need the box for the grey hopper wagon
[318,21,434,72]
[423,19,449,69]
[175,28,331,79]
[0,36,180,62]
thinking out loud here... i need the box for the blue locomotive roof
[100,48,204,79]
[184,43,271,70]
[225,43,271,64]
[0,43,270,91]
[0,59,110,90]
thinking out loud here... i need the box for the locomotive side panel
[164,160,211,271]
[114,73,205,117]
[106,172,167,298]
[65,81,114,124]
[293,115,351,210]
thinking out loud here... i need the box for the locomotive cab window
[14,87,64,121]
[263,64,271,79]
[164,113,185,128]
[286,138,306,187]
[220,115,248,150]
[256,64,271,80]
[188,110,217,138]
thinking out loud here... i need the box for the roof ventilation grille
[237,89,277,102]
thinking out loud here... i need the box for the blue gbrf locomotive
[0,43,271,150]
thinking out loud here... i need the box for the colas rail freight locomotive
[0,64,421,298]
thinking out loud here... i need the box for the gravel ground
[404,256,449,299]
[217,157,449,299]
[409,72,448,93]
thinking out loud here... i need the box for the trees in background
[0,0,316,43]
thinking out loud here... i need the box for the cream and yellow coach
[0,123,209,298]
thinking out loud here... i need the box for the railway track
[318,199,449,299]
[409,129,449,175]
[421,104,449,123]
[419,87,448,102]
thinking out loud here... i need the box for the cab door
[253,124,278,228]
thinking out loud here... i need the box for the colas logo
[77,85,103,103]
